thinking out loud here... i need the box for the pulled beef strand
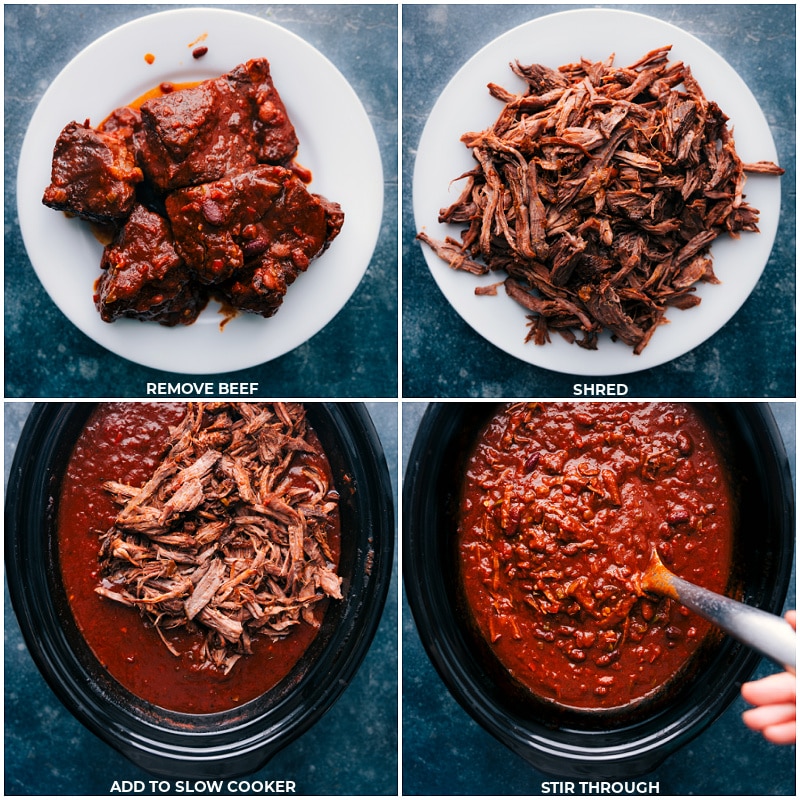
[96,402,342,674]
[418,46,783,353]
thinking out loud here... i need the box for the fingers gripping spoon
[641,549,796,674]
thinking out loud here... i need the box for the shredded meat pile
[418,46,783,353]
[96,402,342,674]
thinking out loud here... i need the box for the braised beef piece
[42,120,143,222]
[167,166,291,283]
[320,195,346,244]
[138,78,255,192]
[102,106,142,140]
[214,195,344,317]
[225,59,300,165]
[42,59,342,326]
[96,204,208,325]
[215,195,343,317]
[138,58,298,192]
[167,165,343,315]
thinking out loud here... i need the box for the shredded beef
[96,402,342,673]
[418,46,783,353]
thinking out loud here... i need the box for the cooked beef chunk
[214,192,344,318]
[138,58,298,191]
[319,194,346,245]
[102,106,142,137]
[42,120,143,222]
[167,166,284,283]
[166,166,342,315]
[138,78,255,192]
[96,204,208,325]
[225,58,300,165]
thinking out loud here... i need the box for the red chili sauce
[57,403,339,714]
[458,402,734,711]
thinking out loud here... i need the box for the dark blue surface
[402,4,796,398]
[4,4,398,399]
[402,401,796,796]
[4,401,398,796]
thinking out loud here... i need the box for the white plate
[17,8,383,374]
[413,9,782,376]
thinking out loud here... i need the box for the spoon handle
[668,572,796,673]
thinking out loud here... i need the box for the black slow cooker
[403,402,794,778]
[6,402,394,778]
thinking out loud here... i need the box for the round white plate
[413,9,782,376]
[18,8,383,374]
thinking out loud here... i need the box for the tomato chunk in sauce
[458,402,734,710]
[57,402,339,714]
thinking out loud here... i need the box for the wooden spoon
[641,549,796,674]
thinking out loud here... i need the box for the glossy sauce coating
[57,403,338,714]
[459,403,734,710]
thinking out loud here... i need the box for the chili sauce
[458,402,735,710]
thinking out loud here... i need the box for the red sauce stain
[125,80,202,111]
[144,53,155,65]
[188,32,208,48]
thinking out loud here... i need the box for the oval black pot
[6,402,394,779]
[403,402,794,778]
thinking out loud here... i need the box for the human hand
[740,611,796,745]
